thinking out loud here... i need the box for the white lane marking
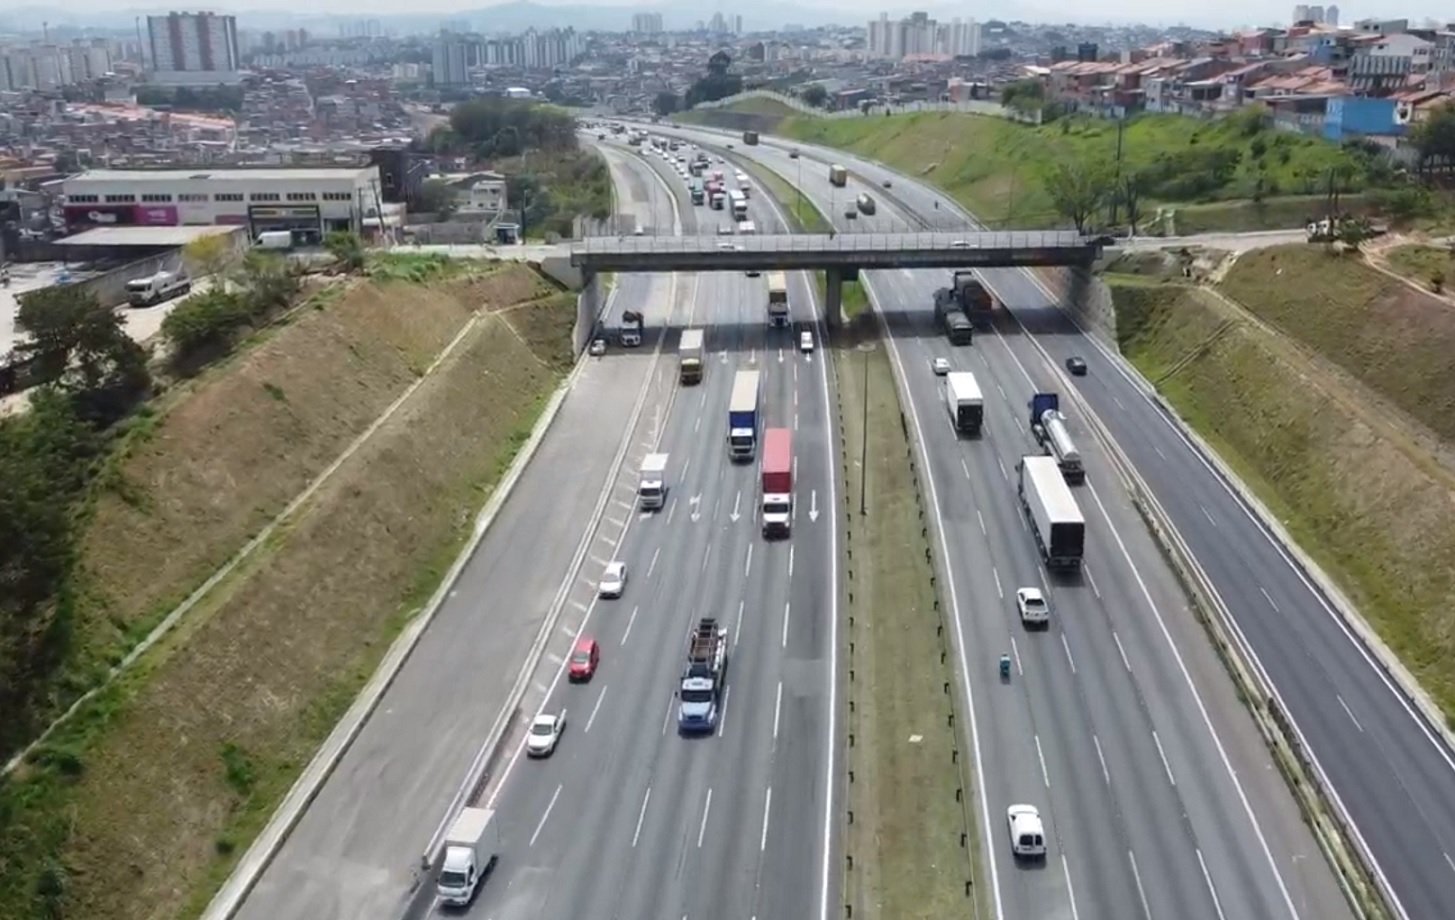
[585,686,607,733]
[589,553,610,568]
[735,599,745,646]
[1035,735,1050,788]
[1063,855,1082,920]
[1152,730,1177,787]
[745,543,754,577]
[782,600,791,648]
[761,786,773,851]
[1260,586,1281,613]
[977,509,987,534]
[718,685,731,737]
[667,498,677,524]
[1198,847,1230,920]
[1113,632,1132,672]
[1093,734,1111,785]
[560,624,576,638]
[997,383,1007,400]
[1200,504,1218,528]
[1011,636,1023,675]
[961,458,972,479]
[702,543,711,572]
[1445,851,1455,875]
[622,606,639,645]
[992,566,1003,599]
[613,498,633,511]
[996,456,1008,481]
[570,599,589,613]
[694,414,702,432]
[661,695,675,735]
[530,784,562,848]
[648,546,661,578]
[1153,443,1167,460]
[795,411,799,430]
[1061,634,1077,674]
[773,681,783,740]
[1337,695,1365,733]
[1084,563,1102,599]
[632,787,651,847]
[789,544,795,577]
[606,514,627,528]
[1128,850,1152,919]
[1113,395,1127,411]
[697,787,713,847]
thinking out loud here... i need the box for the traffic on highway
[220,116,1455,920]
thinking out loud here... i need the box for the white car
[1016,587,1049,627]
[800,330,814,353]
[1007,804,1046,857]
[949,239,977,249]
[599,561,628,598]
[931,357,951,375]
[717,224,735,236]
[589,338,607,357]
[716,242,743,252]
[526,711,566,758]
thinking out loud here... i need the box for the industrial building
[60,166,384,244]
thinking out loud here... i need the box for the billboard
[63,204,178,230]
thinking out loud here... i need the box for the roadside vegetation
[1381,242,1454,292]
[0,253,575,917]
[688,98,1415,234]
[425,98,610,239]
[835,317,983,920]
[1114,259,1455,723]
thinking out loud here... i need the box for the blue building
[1323,95,1401,142]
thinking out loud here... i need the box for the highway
[441,140,840,920]
[662,125,1355,920]
[230,143,827,920]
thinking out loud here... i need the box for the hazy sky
[11,0,1446,32]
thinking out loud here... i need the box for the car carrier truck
[678,618,729,733]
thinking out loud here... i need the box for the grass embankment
[836,318,982,920]
[1115,269,1455,723]
[695,100,1391,233]
[489,147,612,240]
[1382,243,1455,291]
[0,264,575,918]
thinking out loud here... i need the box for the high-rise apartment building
[866,11,978,59]
[631,12,664,34]
[146,12,240,80]
[432,34,471,86]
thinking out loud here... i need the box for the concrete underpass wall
[1033,266,1118,347]
[573,273,604,355]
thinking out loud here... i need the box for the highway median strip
[834,318,984,920]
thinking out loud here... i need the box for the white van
[737,220,757,235]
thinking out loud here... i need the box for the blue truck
[728,369,761,461]
[678,618,729,734]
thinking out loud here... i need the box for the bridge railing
[572,230,1089,255]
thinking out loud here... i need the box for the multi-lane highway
[460,140,839,920]
[662,125,1355,920]
[729,131,1455,920]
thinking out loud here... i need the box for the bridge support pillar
[573,270,603,355]
[824,268,845,331]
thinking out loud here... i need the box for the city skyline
[5,0,1450,31]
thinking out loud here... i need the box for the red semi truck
[761,428,793,538]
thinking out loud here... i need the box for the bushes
[162,253,301,368]
[161,289,251,354]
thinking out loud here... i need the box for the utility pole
[1110,115,1126,226]
[859,345,870,516]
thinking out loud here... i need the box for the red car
[568,637,600,682]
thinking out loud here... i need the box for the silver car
[526,711,566,758]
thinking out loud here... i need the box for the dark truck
[934,271,996,327]
[743,130,759,145]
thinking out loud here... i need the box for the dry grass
[1219,244,1455,444]
[0,267,573,918]
[1382,243,1455,292]
[1113,280,1455,724]
[836,322,981,920]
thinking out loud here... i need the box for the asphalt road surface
[663,125,1355,920]
[451,139,839,920]
[234,144,705,920]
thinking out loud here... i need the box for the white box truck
[1017,455,1085,571]
[124,269,191,307]
[728,369,761,461]
[256,230,293,250]
[944,372,984,435]
[679,329,704,384]
[639,452,669,510]
[436,807,500,906]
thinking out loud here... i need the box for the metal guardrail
[572,231,1090,256]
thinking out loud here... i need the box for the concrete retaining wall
[1033,266,1118,347]
[573,273,604,355]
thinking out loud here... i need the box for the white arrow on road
[809,490,819,522]
[749,348,757,365]
[690,493,702,523]
[778,348,784,363]
[720,350,729,364]
[730,490,742,523]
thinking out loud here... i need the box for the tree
[417,179,458,218]
[1335,215,1375,251]
[183,233,236,279]
[1044,159,1107,233]
[1410,104,1455,177]
[1000,79,1044,114]
[1118,171,1147,236]
[14,286,150,419]
[800,84,829,108]
[685,52,743,108]
[161,288,251,359]
[236,251,300,317]
[448,99,577,157]
[325,230,366,272]
[653,91,681,118]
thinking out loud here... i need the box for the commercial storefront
[60,167,380,241]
